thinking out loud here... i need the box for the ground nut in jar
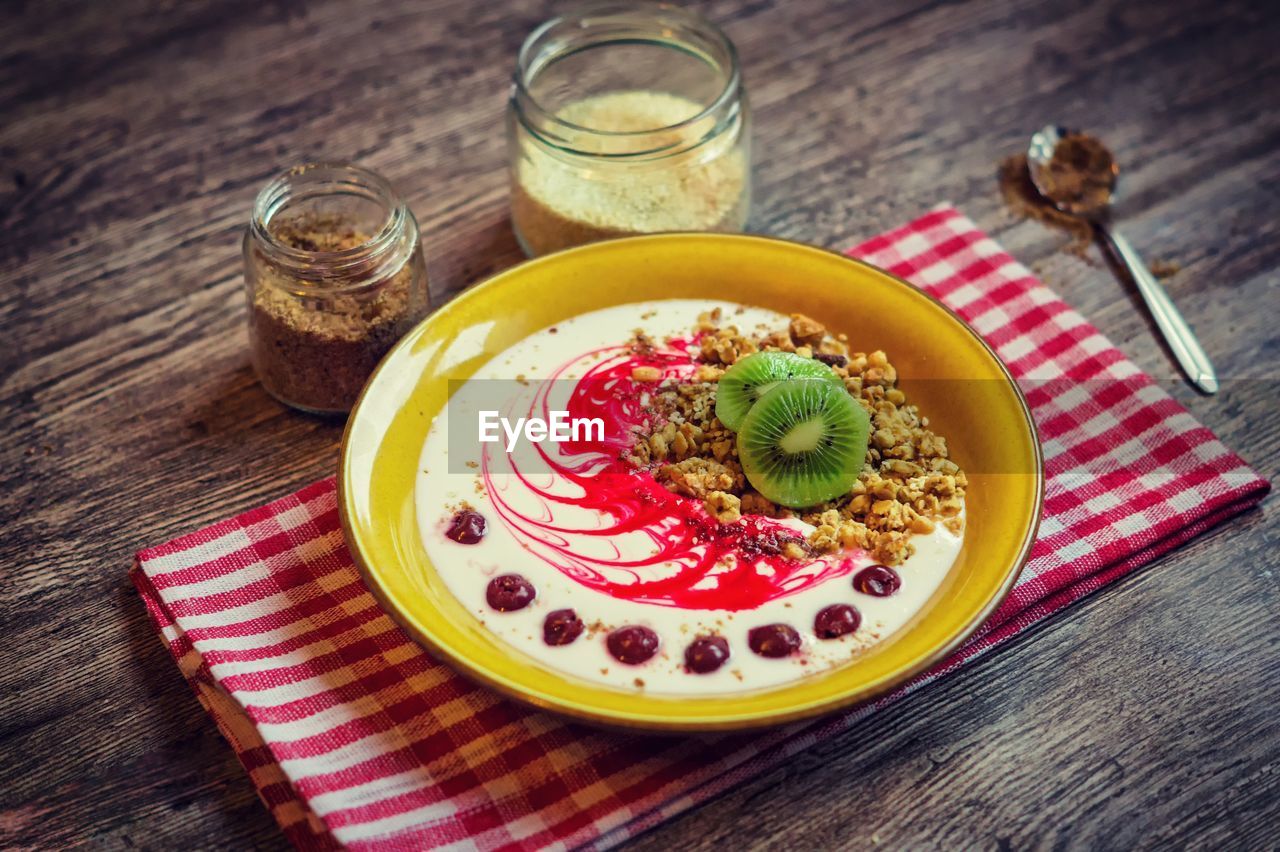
[508,2,751,256]
[243,163,430,414]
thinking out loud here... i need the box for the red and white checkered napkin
[133,206,1269,851]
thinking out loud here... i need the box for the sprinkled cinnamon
[1000,137,1182,277]
[998,153,1095,254]
[1148,258,1182,280]
[1037,132,1117,215]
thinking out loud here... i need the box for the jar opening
[512,2,742,159]
[249,162,410,288]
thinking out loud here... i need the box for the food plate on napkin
[338,232,1044,731]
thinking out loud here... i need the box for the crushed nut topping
[624,312,967,565]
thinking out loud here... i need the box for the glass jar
[243,163,430,415]
[507,1,751,257]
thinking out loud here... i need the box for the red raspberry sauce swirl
[479,336,862,611]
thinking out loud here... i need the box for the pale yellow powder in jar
[512,90,749,256]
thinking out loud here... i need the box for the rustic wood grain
[1,0,1276,849]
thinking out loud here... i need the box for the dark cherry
[485,574,535,612]
[445,509,486,544]
[747,623,802,658]
[543,608,584,646]
[606,625,660,665]
[814,604,861,639]
[814,352,848,368]
[853,564,902,597]
[684,635,731,674]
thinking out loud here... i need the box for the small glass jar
[508,1,751,257]
[243,163,430,415]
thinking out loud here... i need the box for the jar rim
[249,162,410,279]
[512,1,741,154]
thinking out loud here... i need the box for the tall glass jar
[243,163,430,415]
[508,2,751,257]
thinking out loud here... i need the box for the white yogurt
[416,300,962,695]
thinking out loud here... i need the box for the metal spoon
[1026,125,1218,394]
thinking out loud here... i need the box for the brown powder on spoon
[999,136,1182,280]
[1036,132,1117,215]
[997,152,1096,255]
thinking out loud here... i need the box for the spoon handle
[1098,225,1219,394]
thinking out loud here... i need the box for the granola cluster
[624,309,967,565]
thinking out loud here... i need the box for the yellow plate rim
[338,232,1044,731]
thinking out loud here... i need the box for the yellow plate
[339,233,1043,731]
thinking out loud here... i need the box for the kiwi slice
[736,379,871,508]
[715,351,841,431]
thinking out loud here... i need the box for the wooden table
[2,0,1276,847]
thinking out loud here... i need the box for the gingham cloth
[133,206,1269,851]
